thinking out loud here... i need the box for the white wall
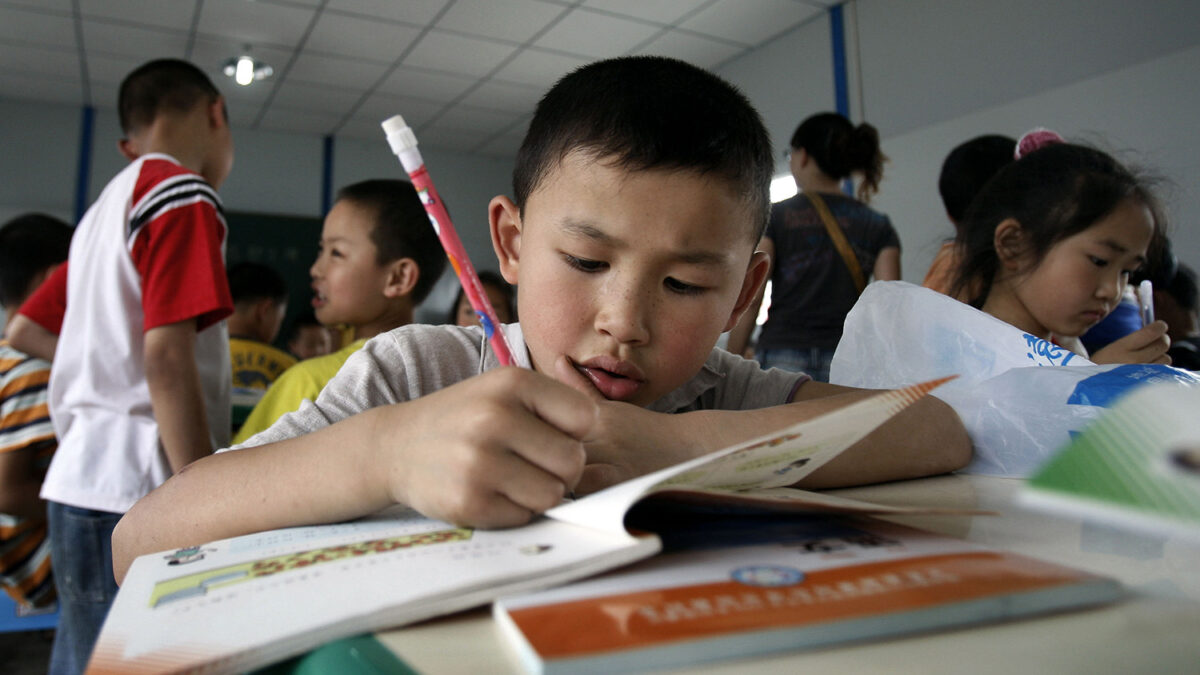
[717,0,1200,282]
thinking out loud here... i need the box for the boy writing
[0,214,72,614]
[37,58,234,673]
[231,179,447,442]
[113,56,970,583]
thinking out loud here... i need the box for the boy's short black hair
[938,135,1016,223]
[335,179,447,305]
[0,213,72,307]
[513,56,774,240]
[1165,263,1197,314]
[118,58,222,136]
[227,261,288,307]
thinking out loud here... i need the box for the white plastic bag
[830,282,1200,476]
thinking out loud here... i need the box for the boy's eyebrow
[561,219,729,265]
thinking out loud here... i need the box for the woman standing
[728,112,900,381]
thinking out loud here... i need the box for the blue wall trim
[829,4,850,118]
[74,106,95,223]
[321,135,334,214]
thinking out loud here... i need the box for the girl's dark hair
[445,270,516,325]
[951,142,1166,307]
[335,179,448,305]
[513,56,774,240]
[790,112,886,202]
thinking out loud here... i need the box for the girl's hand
[1090,321,1172,365]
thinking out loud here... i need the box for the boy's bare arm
[0,444,48,520]
[144,321,214,473]
[112,368,596,584]
[575,380,972,494]
[6,314,58,362]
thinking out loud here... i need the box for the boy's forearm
[113,406,395,584]
[144,322,214,473]
[659,383,972,488]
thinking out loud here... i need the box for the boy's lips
[572,356,645,401]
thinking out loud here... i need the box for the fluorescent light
[235,56,254,85]
[222,52,273,86]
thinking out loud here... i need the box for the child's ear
[723,250,771,332]
[382,258,419,298]
[117,137,139,161]
[994,218,1029,270]
[489,195,522,285]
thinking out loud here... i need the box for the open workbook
[89,378,969,674]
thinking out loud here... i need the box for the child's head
[227,262,289,344]
[490,56,773,407]
[286,310,333,360]
[117,58,233,189]
[938,134,1016,225]
[955,138,1166,340]
[448,270,516,328]
[0,213,72,320]
[1157,263,1198,341]
[789,112,886,202]
[311,179,446,340]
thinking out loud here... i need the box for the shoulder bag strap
[808,192,867,294]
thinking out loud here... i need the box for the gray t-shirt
[229,323,809,450]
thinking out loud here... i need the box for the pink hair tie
[1015,127,1065,159]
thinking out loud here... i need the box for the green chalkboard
[224,211,322,350]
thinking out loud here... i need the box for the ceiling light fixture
[222,50,273,86]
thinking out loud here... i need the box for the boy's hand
[382,367,596,527]
[551,357,697,494]
[1090,321,1172,365]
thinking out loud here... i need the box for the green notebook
[1024,381,1200,540]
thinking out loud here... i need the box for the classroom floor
[0,629,54,674]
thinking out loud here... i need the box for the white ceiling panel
[403,31,519,78]
[534,10,663,59]
[436,0,566,43]
[680,0,824,45]
[77,0,197,31]
[581,0,711,25]
[305,11,421,62]
[0,0,834,157]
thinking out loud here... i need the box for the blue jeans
[47,502,121,675]
[758,347,835,383]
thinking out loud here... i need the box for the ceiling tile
[581,0,710,25]
[2,0,73,11]
[533,9,662,59]
[490,49,590,89]
[377,67,476,104]
[323,0,451,26]
[632,29,745,68]
[407,124,491,153]
[459,80,543,114]
[284,52,390,90]
[257,105,343,135]
[82,22,189,61]
[270,80,364,115]
[435,105,524,137]
[435,0,565,43]
[0,6,75,45]
[355,93,446,129]
[477,131,526,159]
[196,0,317,50]
[77,0,198,31]
[679,0,822,46]
[305,11,421,62]
[1,43,81,82]
[403,30,519,78]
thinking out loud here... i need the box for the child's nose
[594,283,651,345]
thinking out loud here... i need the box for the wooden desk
[373,475,1200,674]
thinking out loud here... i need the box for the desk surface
[373,475,1200,674]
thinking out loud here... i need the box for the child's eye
[564,254,606,273]
[1088,256,1109,268]
[664,277,704,295]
